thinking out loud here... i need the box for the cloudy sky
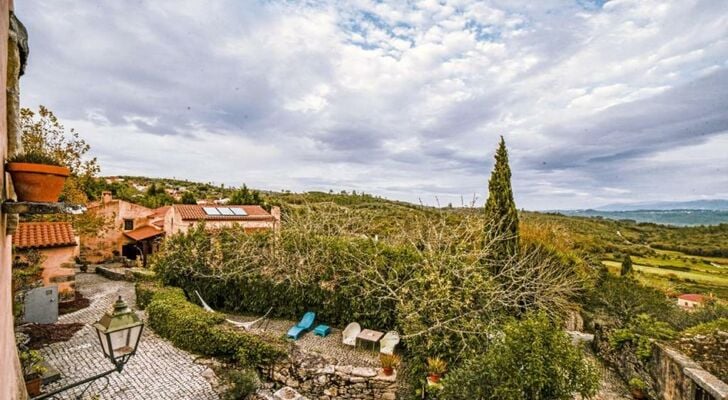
[16,0,728,210]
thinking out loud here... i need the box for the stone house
[164,204,281,235]
[13,222,79,298]
[677,294,705,309]
[81,191,164,263]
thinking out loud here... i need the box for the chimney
[102,191,112,204]
[271,206,281,230]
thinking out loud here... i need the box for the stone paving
[39,270,219,399]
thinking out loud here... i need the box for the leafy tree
[583,274,676,327]
[620,254,633,276]
[147,183,161,196]
[20,106,100,201]
[230,184,263,205]
[19,106,112,234]
[180,191,197,204]
[484,136,519,262]
[440,312,599,400]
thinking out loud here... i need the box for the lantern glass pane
[128,325,142,353]
[110,329,132,357]
[96,328,111,358]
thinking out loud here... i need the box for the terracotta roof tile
[124,225,164,241]
[174,204,274,221]
[678,294,705,302]
[14,222,77,249]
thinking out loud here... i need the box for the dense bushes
[439,312,599,400]
[136,283,286,366]
[582,272,677,327]
[152,227,415,330]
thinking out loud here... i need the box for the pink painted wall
[1,0,26,397]
[18,245,78,298]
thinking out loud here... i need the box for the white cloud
[16,0,728,209]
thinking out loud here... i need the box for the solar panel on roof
[231,208,247,216]
[203,207,221,215]
[218,207,234,215]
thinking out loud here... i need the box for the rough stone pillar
[6,10,26,157]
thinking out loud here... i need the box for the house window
[124,219,134,231]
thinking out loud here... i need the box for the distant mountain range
[594,199,728,212]
[551,199,728,226]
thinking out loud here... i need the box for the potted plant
[20,349,47,396]
[426,357,447,383]
[628,377,648,399]
[380,354,401,376]
[7,150,69,202]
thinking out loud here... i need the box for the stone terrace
[39,271,218,400]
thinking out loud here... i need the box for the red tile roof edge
[13,222,77,249]
[678,294,705,302]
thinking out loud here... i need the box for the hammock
[194,290,272,331]
[226,308,273,331]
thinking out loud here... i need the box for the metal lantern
[34,296,144,399]
[92,296,144,367]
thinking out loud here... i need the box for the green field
[602,259,728,299]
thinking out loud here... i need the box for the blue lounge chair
[287,311,316,340]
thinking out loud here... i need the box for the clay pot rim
[7,162,70,176]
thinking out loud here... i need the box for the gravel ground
[225,314,382,367]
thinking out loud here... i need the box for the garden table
[356,329,384,351]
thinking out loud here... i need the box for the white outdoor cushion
[379,331,400,354]
[342,322,361,346]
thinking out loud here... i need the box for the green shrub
[609,314,676,360]
[439,312,599,400]
[222,369,259,400]
[682,318,728,336]
[8,150,63,166]
[152,226,416,329]
[143,285,286,366]
[132,269,157,282]
[134,281,160,310]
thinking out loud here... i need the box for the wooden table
[356,329,384,351]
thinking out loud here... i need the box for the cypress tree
[484,136,519,261]
[620,254,633,276]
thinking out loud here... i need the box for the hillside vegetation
[102,175,728,300]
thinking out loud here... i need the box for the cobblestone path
[39,271,219,400]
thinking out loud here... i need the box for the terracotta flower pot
[383,367,394,376]
[427,374,441,383]
[7,162,70,202]
[25,375,42,396]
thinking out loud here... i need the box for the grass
[602,260,728,299]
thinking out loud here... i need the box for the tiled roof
[678,294,705,302]
[14,222,77,249]
[151,206,170,218]
[124,225,164,241]
[174,204,274,221]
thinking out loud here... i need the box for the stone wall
[673,331,728,383]
[594,326,728,400]
[261,348,397,400]
[649,343,728,400]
